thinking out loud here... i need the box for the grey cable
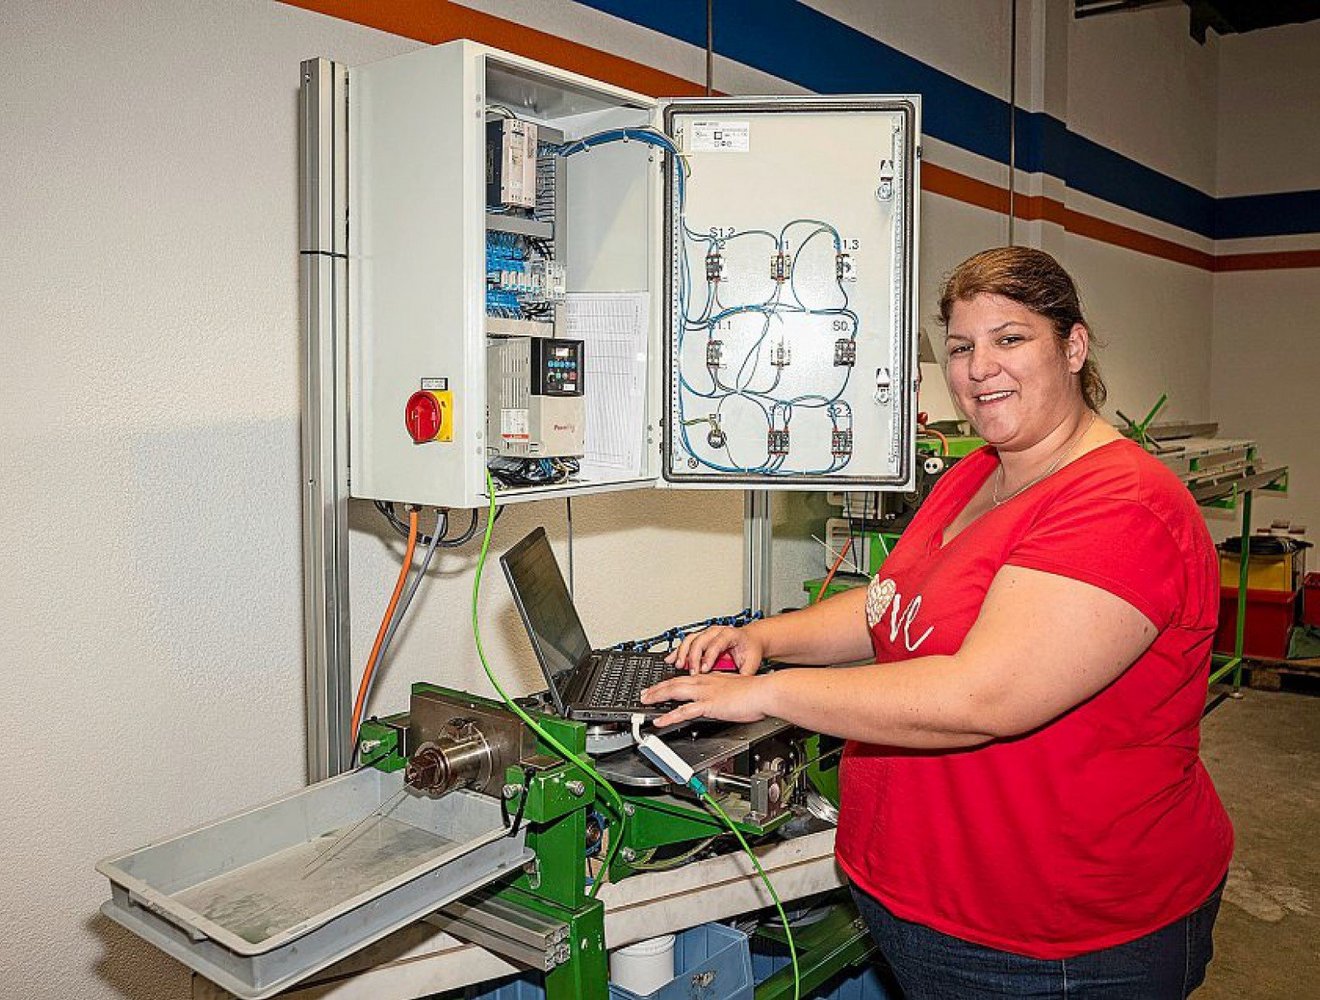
[359,509,446,731]
[566,497,574,598]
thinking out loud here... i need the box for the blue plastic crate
[453,922,752,1000]
[611,923,752,1000]
[449,918,895,1000]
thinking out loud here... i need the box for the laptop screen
[500,527,592,709]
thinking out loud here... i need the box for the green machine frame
[358,685,864,1000]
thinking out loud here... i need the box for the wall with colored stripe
[1,4,742,1000]
[1211,20,1320,539]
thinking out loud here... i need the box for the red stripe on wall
[286,0,1319,273]
[280,0,708,98]
[1213,250,1320,272]
[1016,197,1320,272]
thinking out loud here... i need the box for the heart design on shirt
[866,576,896,629]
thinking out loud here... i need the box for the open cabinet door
[657,97,920,492]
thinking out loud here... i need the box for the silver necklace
[992,413,1096,506]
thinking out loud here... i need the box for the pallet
[1241,655,1320,691]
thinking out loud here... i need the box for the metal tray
[97,767,531,999]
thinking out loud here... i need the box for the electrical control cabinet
[348,41,919,508]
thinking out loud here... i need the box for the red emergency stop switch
[405,389,453,443]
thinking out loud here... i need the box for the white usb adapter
[631,714,698,788]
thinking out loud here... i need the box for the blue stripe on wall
[1057,120,1216,236]
[1217,190,1320,239]
[575,0,1320,242]
[582,0,1010,162]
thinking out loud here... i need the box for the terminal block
[831,429,853,459]
[706,339,723,368]
[833,338,856,367]
[836,252,856,281]
[770,250,792,283]
[705,250,724,283]
[770,340,791,368]
[767,428,790,456]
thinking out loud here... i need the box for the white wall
[0,5,409,998]
[1216,21,1320,195]
[1063,235,1217,422]
[1210,271,1320,538]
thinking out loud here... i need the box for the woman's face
[944,293,1088,451]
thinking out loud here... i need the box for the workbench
[193,830,845,1000]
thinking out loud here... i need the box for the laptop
[500,527,681,722]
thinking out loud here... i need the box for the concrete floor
[1199,689,1320,999]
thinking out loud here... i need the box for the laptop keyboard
[590,653,678,706]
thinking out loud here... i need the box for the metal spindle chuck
[404,719,494,796]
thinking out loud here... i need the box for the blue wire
[565,125,857,476]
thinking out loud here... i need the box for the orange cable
[919,427,949,456]
[816,537,854,604]
[350,508,419,745]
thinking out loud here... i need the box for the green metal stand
[1209,489,1253,694]
[520,893,608,1000]
[1115,393,1168,450]
[753,901,876,1000]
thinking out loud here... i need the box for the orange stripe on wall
[924,179,1318,272]
[921,175,1214,269]
[286,0,1319,273]
[921,163,1008,215]
[280,0,708,98]
[1058,203,1215,270]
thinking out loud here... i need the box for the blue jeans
[851,881,1224,999]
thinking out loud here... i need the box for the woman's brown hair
[937,246,1106,411]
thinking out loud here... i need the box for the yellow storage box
[1218,536,1308,592]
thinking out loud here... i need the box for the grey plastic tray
[97,766,531,999]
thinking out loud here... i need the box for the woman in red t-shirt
[644,247,1232,999]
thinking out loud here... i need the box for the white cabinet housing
[347,41,920,508]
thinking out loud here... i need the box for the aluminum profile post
[299,58,353,780]
[744,490,773,616]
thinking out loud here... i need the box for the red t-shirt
[834,438,1233,959]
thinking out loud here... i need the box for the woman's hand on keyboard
[664,625,764,676]
[641,671,770,728]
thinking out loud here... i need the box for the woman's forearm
[746,587,874,666]
[754,657,1000,748]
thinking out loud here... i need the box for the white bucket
[609,933,677,996]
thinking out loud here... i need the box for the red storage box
[1304,573,1320,628]
[1215,587,1299,659]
